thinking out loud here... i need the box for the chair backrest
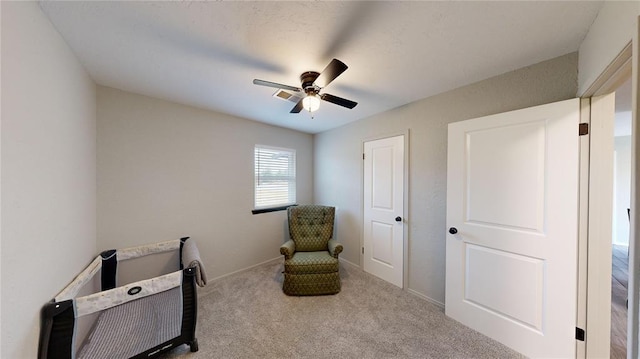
[288,205,335,252]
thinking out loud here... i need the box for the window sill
[252,204,296,215]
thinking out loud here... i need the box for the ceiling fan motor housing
[300,71,320,94]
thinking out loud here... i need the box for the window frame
[252,144,297,214]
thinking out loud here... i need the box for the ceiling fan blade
[290,98,304,113]
[314,59,348,88]
[253,79,301,92]
[320,93,358,109]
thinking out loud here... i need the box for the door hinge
[363,153,365,160]
[362,247,364,254]
[579,123,589,136]
[575,327,585,341]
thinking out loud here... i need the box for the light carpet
[164,260,524,358]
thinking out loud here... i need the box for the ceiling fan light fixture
[302,94,320,112]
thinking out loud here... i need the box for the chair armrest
[280,240,296,259]
[328,239,343,258]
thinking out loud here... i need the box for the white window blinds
[254,145,296,209]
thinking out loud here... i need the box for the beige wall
[314,53,578,306]
[97,86,313,279]
[578,1,640,95]
[1,2,97,357]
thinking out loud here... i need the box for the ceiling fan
[253,58,358,114]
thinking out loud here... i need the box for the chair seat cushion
[284,251,339,274]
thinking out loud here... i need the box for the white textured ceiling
[39,1,603,134]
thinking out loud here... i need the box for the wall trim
[212,256,281,282]
[579,24,636,358]
[585,93,616,358]
[407,288,445,311]
[341,256,444,310]
[581,42,632,97]
[576,98,591,358]
[339,257,360,268]
[628,18,639,358]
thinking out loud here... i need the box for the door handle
[449,227,458,234]
[395,216,402,222]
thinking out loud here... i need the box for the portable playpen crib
[38,237,207,359]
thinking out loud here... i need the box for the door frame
[584,94,616,358]
[360,130,410,289]
[580,39,635,357]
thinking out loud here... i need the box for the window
[254,145,296,212]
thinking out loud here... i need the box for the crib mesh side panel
[77,287,182,359]
[74,268,103,354]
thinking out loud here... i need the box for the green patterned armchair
[280,205,343,295]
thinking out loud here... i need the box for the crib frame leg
[189,338,199,352]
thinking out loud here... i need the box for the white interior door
[445,99,581,358]
[363,135,404,288]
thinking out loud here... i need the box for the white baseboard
[209,256,281,283]
[407,288,445,311]
[339,258,444,310]
[339,257,360,268]
[207,256,356,287]
[202,255,446,313]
